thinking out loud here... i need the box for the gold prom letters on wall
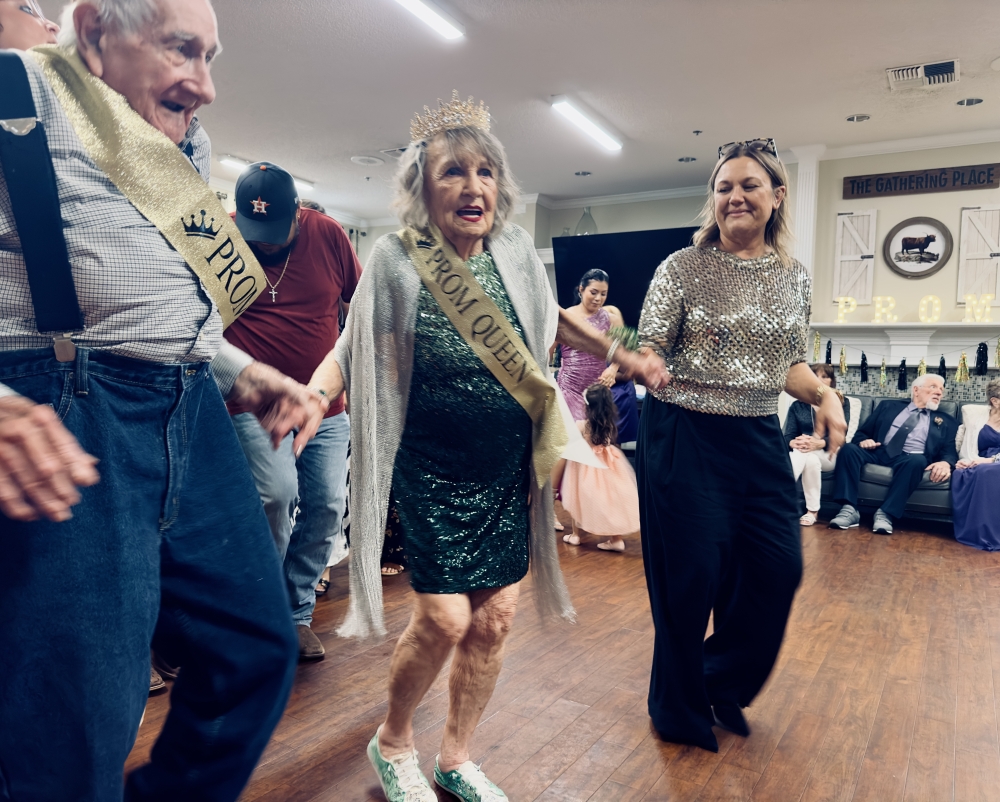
[835,296,858,323]
[963,294,995,323]
[918,295,942,323]
[829,293,991,323]
[871,296,898,323]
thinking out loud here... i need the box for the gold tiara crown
[410,90,491,143]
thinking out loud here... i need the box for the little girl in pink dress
[554,384,641,552]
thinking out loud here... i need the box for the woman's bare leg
[379,592,472,758]
[438,583,520,771]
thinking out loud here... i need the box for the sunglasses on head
[717,138,778,160]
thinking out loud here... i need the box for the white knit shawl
[334,223,575,638]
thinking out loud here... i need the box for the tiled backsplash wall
[835,367,997,403]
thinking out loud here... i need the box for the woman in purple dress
[556,270,639,443]
[952,378,1000,550]
[557,270,617,420]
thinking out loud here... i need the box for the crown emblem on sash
[410,90,491,143]
[182,210,221,239]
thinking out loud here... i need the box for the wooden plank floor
[128,512,1000,801]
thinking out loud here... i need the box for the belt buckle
[53,333,76,362]
[0,117,38,136]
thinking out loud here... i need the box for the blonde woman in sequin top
[635,139,847,752]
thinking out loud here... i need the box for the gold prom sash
[30,46,264,327]
[399,225,568,487]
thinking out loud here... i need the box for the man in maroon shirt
[227,162,361,661]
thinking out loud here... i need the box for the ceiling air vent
[886,59,959,91]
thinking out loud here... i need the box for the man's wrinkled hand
[617,347,671,391]
[228,362,328,455]
[0,396,99,522]
[928,461,951,483]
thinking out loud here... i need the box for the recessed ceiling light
[957,98,983,106]
[677,157,696,163]
[574,170,592,176]
[551,96,622,152]
[392,0,464,40]
[351,155,384,166]
[220,155,249,170]
[991,56,1000,72]
[846,114,871,122]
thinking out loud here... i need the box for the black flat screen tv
[553,227,698,327]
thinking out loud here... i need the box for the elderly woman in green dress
[307,94,666,802]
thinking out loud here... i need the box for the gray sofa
[815,396,961,524]
[628,394,968,524]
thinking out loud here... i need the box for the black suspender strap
[0,51,82,360]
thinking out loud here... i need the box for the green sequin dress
[392,251,533,595]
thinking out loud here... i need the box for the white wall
[812,143,1000,322]
[540,195,706,247]
[356,223,398,264]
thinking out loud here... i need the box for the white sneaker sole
[829,522,860,529]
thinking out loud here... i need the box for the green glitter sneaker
[434,758,508,802]
[366,727,436,802]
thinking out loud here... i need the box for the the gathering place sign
[843,163,1000,200]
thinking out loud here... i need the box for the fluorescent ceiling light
[220,155,249,170]
[551,97,622,152]
[293,179,314,192]
[392,0,464,40]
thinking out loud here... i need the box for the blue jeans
[0,348,297,802]
[231,411,349,626]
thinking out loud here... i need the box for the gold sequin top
[638,246,811,417]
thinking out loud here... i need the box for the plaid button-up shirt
[0,51,250,398]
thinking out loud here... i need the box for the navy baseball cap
[234,162,299,245]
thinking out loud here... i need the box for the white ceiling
[40,0,1000,223]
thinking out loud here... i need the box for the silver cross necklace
[263,248,292,302]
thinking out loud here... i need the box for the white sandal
[799,511,818,526]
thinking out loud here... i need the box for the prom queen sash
[31,46,265,327]
[399,224,568,486]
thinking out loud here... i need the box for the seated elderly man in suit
[829,373,957,535]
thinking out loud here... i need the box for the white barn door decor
[833,210,876,305]
[957,205,1000,307]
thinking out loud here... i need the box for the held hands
[790,435,825,452]
[616,347,671,391]
[598,365,618,388]
[0,396,100,522]
[957,457,993,470]
[228,362,328,456]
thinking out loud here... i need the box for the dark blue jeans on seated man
[833,443,929,520]
[0,348,298,802]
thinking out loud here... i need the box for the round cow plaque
[882,217,953,278]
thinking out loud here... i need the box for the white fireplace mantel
[809,323,1000,366]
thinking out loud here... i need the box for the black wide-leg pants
[636,397,803,751]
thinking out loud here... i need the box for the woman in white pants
[783,364,850,526]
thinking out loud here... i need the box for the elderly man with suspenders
[0,1,327,800]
